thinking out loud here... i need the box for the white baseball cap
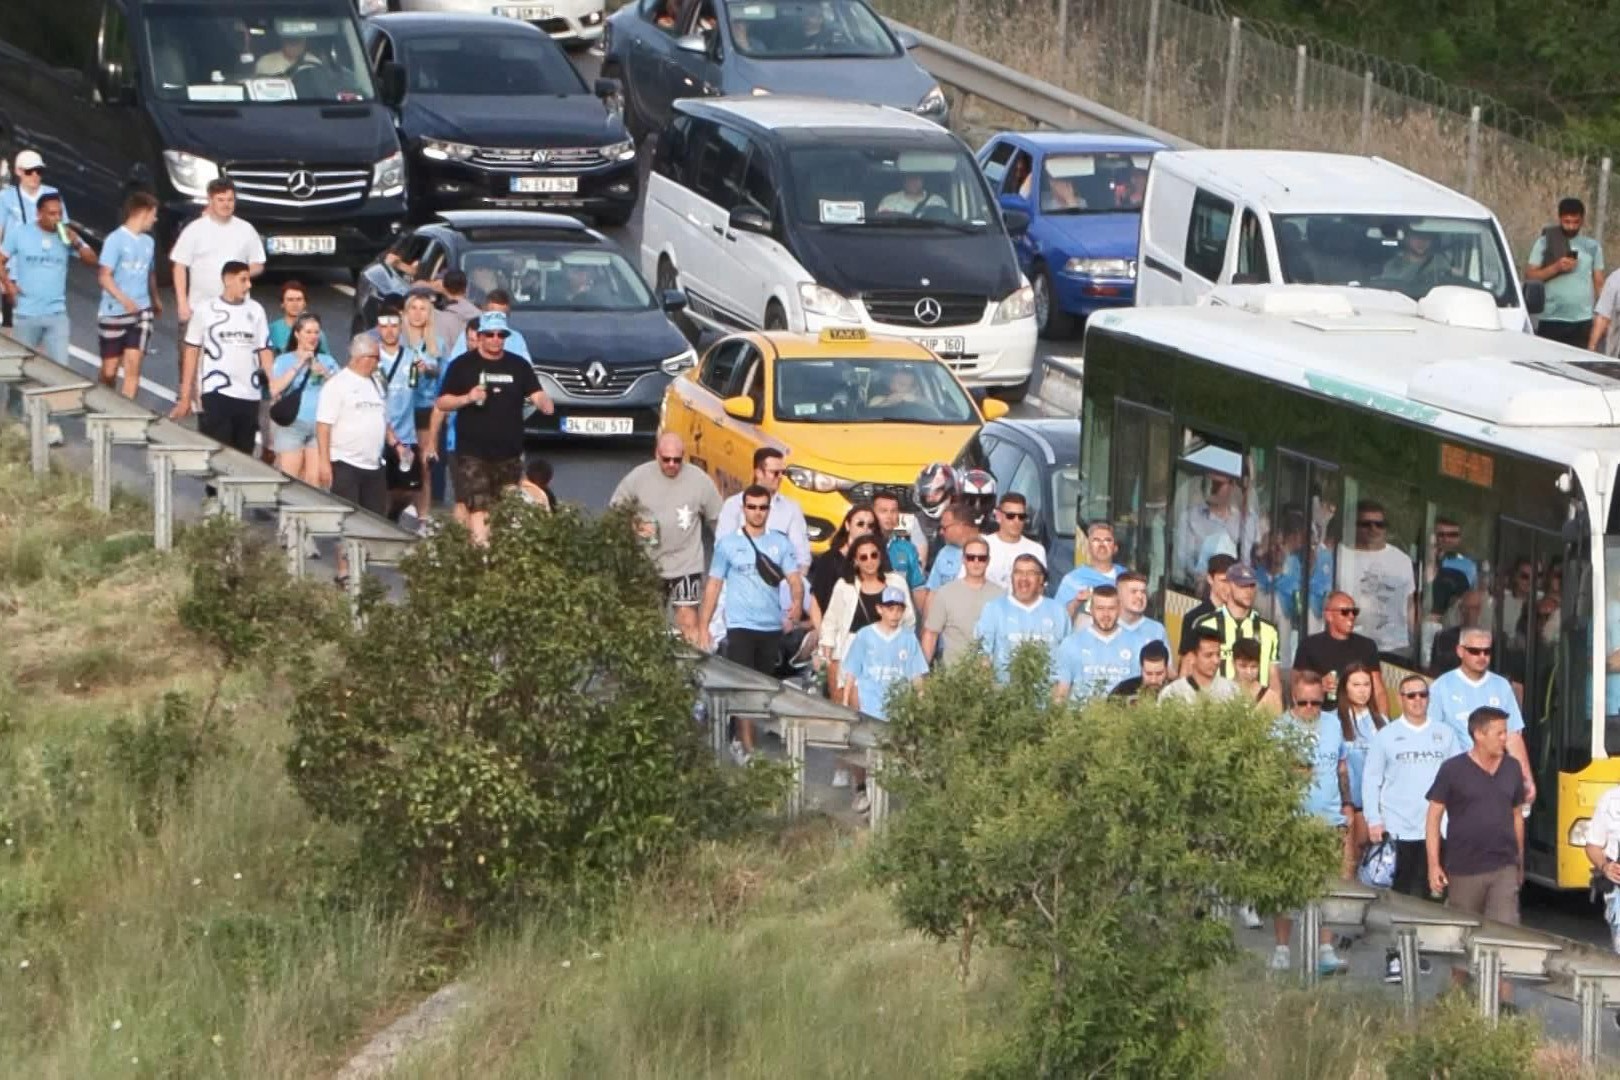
[13,150,44,172]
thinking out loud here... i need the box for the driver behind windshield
[867,366,922,407]
[255,34,319,75]
[1042,174,1084,212]
[1379,229,1452,297]
[877,173,946,215]
[1116,168,1147,208]
[561,263,616,307]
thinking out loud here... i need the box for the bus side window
[1421,508,1493,674]
[1102,400,1173,601]
[1262,452,1340,665]
[1337,475,1423,665]
[1169,427,1252,596]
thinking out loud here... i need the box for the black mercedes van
[0,0,406,268]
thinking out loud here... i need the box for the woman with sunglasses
[819,533,915,695]
[266,312,338,486]
[1335,662,1388,879]
[806,503,880,633]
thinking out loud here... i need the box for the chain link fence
[881,0,1616,258]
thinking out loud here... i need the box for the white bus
[1078,284,1620,889]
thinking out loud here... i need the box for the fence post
[1464,105,1481,197]
[1219,17,1242,149]
[1597,157,1612,246]
[1055,0,1069,63]
[1292,43,1306,128]
[952,0,969,41]
[1359,71,1373,154]
[1141,0,1161,124]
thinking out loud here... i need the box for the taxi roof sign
[819,327,868,344]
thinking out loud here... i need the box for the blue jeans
[12,313,71,363]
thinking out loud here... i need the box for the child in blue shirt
[840,586,928,814]
[95,191,162,398]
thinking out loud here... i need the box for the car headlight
[784,465,855,494]
[420,138,475,162]
[797,283,859,322]
[659,346,697,375]
[356,0,388,15]
[992,281,1036,324]
[916,84,947,120]
[1064,257,1136,279]
[599,138,636,163]
[371,151,405,198]
[1570,818,1592,847]
[751,87,772,96]
[162,150,220,200]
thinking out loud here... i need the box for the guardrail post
[89,418,114,512]
[867,746,889,831]
[344,538,368,623]
[1579,974,1603,1064]
[1219,17,1242,148]
[1292,44,1306,128]
[1141,0,1161,123]
[1397,927,1420,1019]
[1464,106,1481,197]
[1301,903,1322,987]
[1359,71,1374,154]
[150,451,175,552]
[786,718,805,819]
[26,393,50,476]
[1597,157,1612,246]
[1475,944,1501,1021]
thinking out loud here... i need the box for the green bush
[105,691,220,834]
[286,497,785,915]
[1385,991,1538,1079]
[873,644,1340,1079]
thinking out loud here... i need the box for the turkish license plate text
[498,4,555,19]
[911,335,965,355]
[562,416,633,436]
[510,176,578,194]
[267,235,336,256]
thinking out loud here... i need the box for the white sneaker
[831,767,851,789]
[852,789,871,815]
[46,422,63,447]
[1239,905,1263,930]
[1385,953,1402,984]
[728,739,751,767]
[1269,945,1290,972]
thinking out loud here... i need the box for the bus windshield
[143,4,375,104]
[1270,212,1515,307]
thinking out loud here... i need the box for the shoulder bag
[269,364,313,427]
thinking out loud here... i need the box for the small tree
[286,497,783,914]
[873,643,1339,1078]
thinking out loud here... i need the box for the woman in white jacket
[818,533,916,693]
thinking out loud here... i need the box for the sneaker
[852,788,871,815]
[1385,952,1402,984]
[1318,947,1348,977]
[1269,945,1290,972]
[728,739,751,767]
[46,422,63,447]
[1239,905,1263,930]
[831,767,851,789]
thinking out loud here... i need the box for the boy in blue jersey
[973,554,1070,681]
[1271,668,1352,977]
[1055,521,1129,621]
[1429,628,1534,805]
[1053,584,1138,703]
[1363,672,1457,981]
[96,191,162,398]
[841,585,929,814]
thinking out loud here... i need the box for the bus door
[1268,451,1341,668]
[1496,518,1563,876]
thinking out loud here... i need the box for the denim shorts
[272,417,317,453]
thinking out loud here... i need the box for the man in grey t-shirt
[920,535,1003,665]
[610,433,722,644]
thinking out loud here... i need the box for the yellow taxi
[660,327,1008,552]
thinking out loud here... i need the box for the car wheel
[764,301,788,331]
[1033,264,1075,339]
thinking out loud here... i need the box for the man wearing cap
[1189,561,1282,690]
[431,310,554,544]
[0,191,96,364]
[840,583,929,814]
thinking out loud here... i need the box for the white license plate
[509,176,578,194]
[562,416,634,436]
[911,335,965,355]
[266,235,336,256]
[496,4,555,19]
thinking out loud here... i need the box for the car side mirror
[594,77,619,99]
[1523,280,1546,317]
[676,32,707,55]
[378,61,406,107]
[981,398,1010,421]
[722,395,757,421]
[96,61,137,106]
[728,205,772,235]
[895,30,919,50]
[661,288,688,312]
[1001,208,1031,235]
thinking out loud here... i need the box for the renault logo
[287,169,317,199]
[585,360,608,388]
[914,297,943,325]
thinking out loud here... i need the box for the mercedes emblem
[913,297,943,326]
[585,360,608,388]
[286,169,317,200]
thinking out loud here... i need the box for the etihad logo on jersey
[1393,749,1451,765]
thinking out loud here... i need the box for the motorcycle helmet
[958,467,998,528]
[913,462,958,520]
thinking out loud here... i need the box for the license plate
[496,4,555,18]
[266,235,336,256]
[509,176,578,194]
[911,335,965,355]
[562,416,634,436]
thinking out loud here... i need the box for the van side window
[655,114,693,183]
[741,148,775,215]
[691,123,750,212]
[1185,189,1234,283]
[1235,210,1269,284]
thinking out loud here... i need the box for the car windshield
[787,142,994,232]
[1036,153,1153,214]
[402,34,583,96]
[774,358,977,424]
[724,0,897,59]
[142,4,374,103]
[460,246,653,311]
[1271,213,1516,307]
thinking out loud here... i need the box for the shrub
[286,497,785,915]
[1385,991,1538,1079]
[104,691,220,834]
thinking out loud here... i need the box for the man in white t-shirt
[1584,783,1620,953]
[171,261,272,456]
[1336,499,1416,654]
[170,177,266,330]
[317,334,397,518]
[983,492,1045,589]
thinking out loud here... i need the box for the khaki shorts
[1446,864,1520,925]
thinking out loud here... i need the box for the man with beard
[1526,196,1604,349]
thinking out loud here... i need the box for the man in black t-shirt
[1293,589,1387,712]
[1176,553,1235,670]
[1110,640,1171,704]
[432,311,553,544]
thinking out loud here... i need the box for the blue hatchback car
[976,132,1165,338]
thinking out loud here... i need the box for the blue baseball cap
[878,585,907,607]
[476,311,511,336]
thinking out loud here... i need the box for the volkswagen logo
[913,297,943,325]
[531,149,550,164]
[585,360,609,388]
[286,169,317,200]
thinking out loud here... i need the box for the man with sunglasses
[1430,628,1535,807]
[1336,500,1416,655]
[611,433,722,645]
[1363,673,1457,981]
[715,449,812,627]
[984,492,1046,590]
[921,535,1001,666]
[1293,590,1386,713]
